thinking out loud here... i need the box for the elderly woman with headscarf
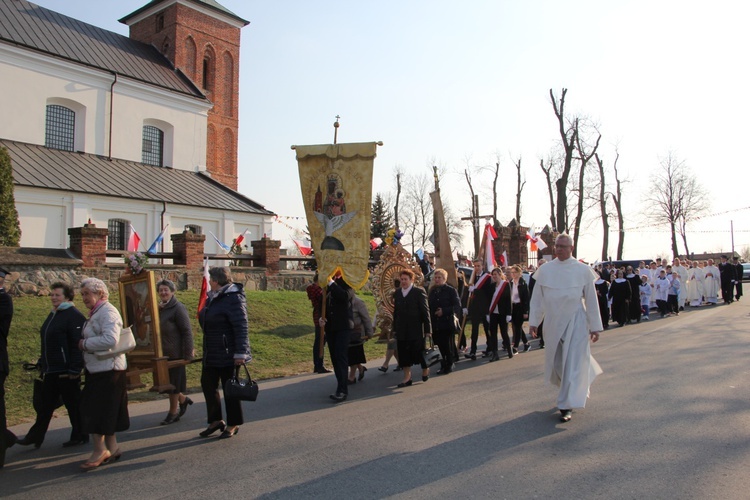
[156,279,194,425]
[199,267,250,439]
[77,278,129,470]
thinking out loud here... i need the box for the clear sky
[30,0,750,261]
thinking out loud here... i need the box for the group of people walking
[2,266,252,471]
[593,255,743,328]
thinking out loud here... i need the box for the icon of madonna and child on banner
[294,142,379,289]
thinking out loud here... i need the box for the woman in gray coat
[157,280,194,425]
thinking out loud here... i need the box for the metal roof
[2,139,274,216]
[0,0,205,99]
[119,0,249,26]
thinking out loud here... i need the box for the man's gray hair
[555,233,573,246]
[209,266,232,286]
[81,277,109,300]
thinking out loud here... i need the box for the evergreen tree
[370,193,393,239]
[0,147,21,246]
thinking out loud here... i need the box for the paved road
[4,301,750,499]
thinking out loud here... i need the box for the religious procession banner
[430,189,458,288]
[295,142,378,290]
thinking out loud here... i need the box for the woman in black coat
[199,267,250,439]
[487,268,513,361]
[594,272,611,329]
[625,266,642,323]
[428,268,461,375]
[392,269,431,387]
[18,282,86,448]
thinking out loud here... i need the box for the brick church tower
[120,0,249,190]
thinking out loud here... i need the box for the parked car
[742,262,750,282]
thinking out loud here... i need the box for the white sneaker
[642,316,650,321]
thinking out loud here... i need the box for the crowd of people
[0,246,743,469]
[590,255,743,328]
[0,266,250,470]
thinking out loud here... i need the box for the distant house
[0,0,274,253]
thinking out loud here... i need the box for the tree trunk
[596,154,609,262]
[540,159,556,229]
[394,172,401,230]
[514,157,525,224]
[550,89,576,234]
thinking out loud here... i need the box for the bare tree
[550,88,578,234]
[646,152,708,258]
[608,152,625,260]
[400,172,432,254]
[464,166,481,256]
[676,171,710,256]
[393,166,404,230]
[539,157,557,229]
[491,160,500,223]
[570,127,601,256]
[513,156,525,223]
[594,153,610,261]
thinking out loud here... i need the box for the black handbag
[422,335,443,367]
[223,364,259,402]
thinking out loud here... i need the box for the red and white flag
[483,223,498,272]
[526,227,547,252]
[197,257,210,320]
[234,229,250,248]
[293,239,313,256]
[499,250,509,268]
[127,224,141,252]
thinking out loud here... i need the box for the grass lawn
[5,290,382,426]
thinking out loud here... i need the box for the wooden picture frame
[119,270,162,360]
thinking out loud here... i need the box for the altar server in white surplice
[703,260,720,304]
[529,234,603,423]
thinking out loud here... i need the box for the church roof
[0,0,206,99]
[119,0,249,26]
[3,140,274,216]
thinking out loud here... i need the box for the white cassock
[687,267,705,306]
[704,265,720,303]
[529,257,603,410]
[673,265,689,307]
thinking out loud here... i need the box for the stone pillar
[251,238,281,275]
[68,223,108,267]
[538,225,557,261]
[171,231,205,268]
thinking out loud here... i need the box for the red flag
[127,224,141,252]
[197,258,209,319]
[235,229,250,247]
[293,239,313,256]
[483,223,498,272]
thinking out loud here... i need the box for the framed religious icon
[119,270,163,360]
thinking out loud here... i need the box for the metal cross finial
[333,115,340,144]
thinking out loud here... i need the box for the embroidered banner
[295,142,378,290]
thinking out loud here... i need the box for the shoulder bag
[422,335,443,367]
[224,363,259,402]
[95,326,136,360]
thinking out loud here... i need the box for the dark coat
[428,284,461,333]
[488,281,512,317]
[510,278,530,315]
[199,283,250,367]
[324,280,353,334]
[159,296,194,360]
[608,279,631,325]
[467,273,493,320]
[626,274,642,319]
[39,305,85,375]
[0,287,12,375]
[393,286,431,341]
[719,262,737,285]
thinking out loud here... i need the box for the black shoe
[394,366,402,372]
[161,412,179,425]
[5,430,17,448]
[358,366,367,381]
[178,397,193,418]
[489,352,500,362]
[539,344,545,349]
[17,436,42,449]
[315,367,332,373]
[523,344,531,352]
[378,366,388,373]
[559,409,572,422]
[219,427,239,439]
[62,436,89,448]
[329,392,347,402]
[199,421,226,438]
[422,375,429,382]
[508,348,514,359]
[397,380,413,388]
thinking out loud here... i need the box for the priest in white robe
[529,234,603,423]
[704,260,720,304]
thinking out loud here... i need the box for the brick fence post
[171,231,205,267]
[68,224,108,267]
[251,238,281,275]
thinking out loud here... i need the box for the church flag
[127,224,141,252]
[295,142,378,290]
[147,224,169,254]
[483,223,498,272]
[430,189,458,288]
[526,226,547,252]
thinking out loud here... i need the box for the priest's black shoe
[16,436,42,449]
[559,409,572,422]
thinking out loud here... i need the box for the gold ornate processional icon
[370,243,424,339]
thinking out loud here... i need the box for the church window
[107,219,129,251]
[142,125,164,166]
[45,104,75,151]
